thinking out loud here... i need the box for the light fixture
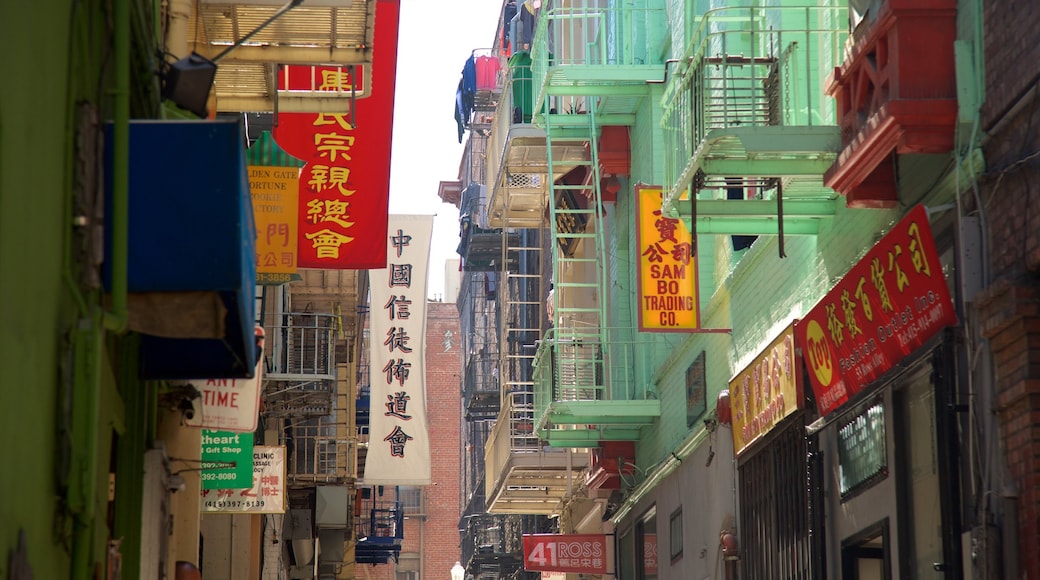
[451,561,465,580]
[163,0,306,116]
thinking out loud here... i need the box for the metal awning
[187,0,376,113]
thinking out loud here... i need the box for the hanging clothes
[475,55,501,91]
[518,0,537,49]
[454,78,466,143]
[502,0,517,54]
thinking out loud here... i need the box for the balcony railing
[287,425,356,484]
[531,327,660,444]
[263,313,338,417]
[530,2,666,119]
[661,5,847,210]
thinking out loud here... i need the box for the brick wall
[978,1,1040,575]
[980,0,1040,130]
[421,302,464,577]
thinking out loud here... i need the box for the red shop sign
[523,534,608,574]
[795,205,957,416]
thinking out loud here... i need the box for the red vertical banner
[795,205,957,416]
[274,0,400,269]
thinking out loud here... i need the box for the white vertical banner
[366,215,433,485]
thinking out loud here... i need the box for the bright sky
[388,0,503,300]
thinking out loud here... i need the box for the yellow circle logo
[804,320,833,387]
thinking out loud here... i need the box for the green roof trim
[246,131,305,168]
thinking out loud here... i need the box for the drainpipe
[610,428,709,525]
[71,0,130,575]
[104,0,130,333]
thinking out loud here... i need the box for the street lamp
[450,561,465,580]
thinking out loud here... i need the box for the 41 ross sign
[522,534,608,574]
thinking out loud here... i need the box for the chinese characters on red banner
[795,205,957,416]
[272,0,401,269]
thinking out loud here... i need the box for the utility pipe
[71,0,130,575]
[610,427,709,525]
[104,0,130,333]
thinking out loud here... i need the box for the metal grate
[739,417,819,579]
[507,173,544,189]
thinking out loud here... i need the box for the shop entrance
[841,519,891,580]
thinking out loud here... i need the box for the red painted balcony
[824,0,958,207]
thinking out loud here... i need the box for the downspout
[72,0,130,576]
[610,427,710,525]
[104,0,130,333]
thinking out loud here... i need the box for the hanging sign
[729,323,803,456]
[183,358,263,433]
[795,205,957,416]
[273,0,401,269]
[200,446,286,514]
[249,166,299,279]
[522,534,608,575]
[365,215,434,485]
[200,430,254,490]
[635,186,701,331]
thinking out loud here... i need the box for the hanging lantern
[716,389,732,426]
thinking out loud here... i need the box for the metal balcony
[286,418,357,485]
[188,0,375,113]
[531,327,660,448]
[485,59,588,229]
[263,313,337,418]
[824,0,958,206]
[530,1,667,125]
[660,5,848,232]
[484,392,589,515]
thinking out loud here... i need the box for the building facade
[447,0,1039,578]
[1,1,393,578]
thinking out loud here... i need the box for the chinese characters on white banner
[366,215,433,485]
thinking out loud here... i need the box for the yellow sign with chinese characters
[729,323,802,456]
[636,186,700,331]
[249,166,299,279]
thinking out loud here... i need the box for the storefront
[730,322,823,579]
[794,205,962,579]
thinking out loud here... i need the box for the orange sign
[250,166,299,277]
[729,323,802,455]
[795,205,957,416]
[636,186,700,331]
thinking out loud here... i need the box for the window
[669,507,683,562]
[685,352,706,427]
[837,400,887,499]
[397,486,424,517]
[637,506,658,579]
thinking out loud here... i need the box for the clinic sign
[523,534,608,575]
[200,446,285,514]
[729,323,803,455]
[636,186,700,331]
[795,205,957,416]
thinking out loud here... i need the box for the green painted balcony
[660,5,849,233]
[529,1,667,127]
[531,327,661,448]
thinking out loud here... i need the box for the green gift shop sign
[200,430,254,490]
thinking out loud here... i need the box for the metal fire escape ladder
[498,222,541,449]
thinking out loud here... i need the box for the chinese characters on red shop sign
[795,205,957,416]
